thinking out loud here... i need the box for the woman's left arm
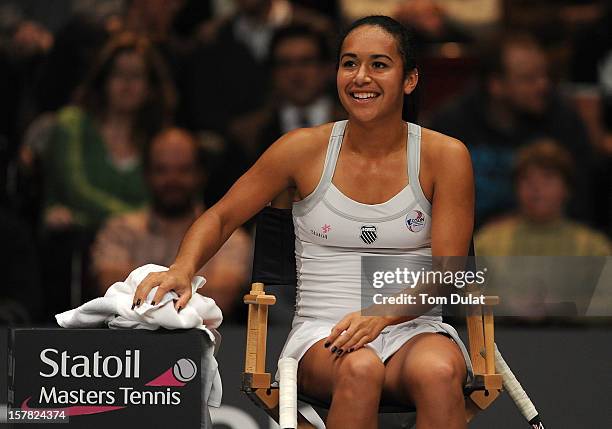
[430,136,475,257]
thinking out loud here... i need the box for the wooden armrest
[244,294,277,305]
[243,282,276,390]
[465,294,502,412]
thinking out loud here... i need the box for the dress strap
[407,123,432,214]
[292,120,347,217]
[320,119,347,188]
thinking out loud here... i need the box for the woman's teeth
[351,92,379,99]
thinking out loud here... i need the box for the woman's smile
[349,91,381,102]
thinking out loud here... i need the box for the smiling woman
[336,16,419,125]
[132,15,474,429]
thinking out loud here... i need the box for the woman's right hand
[132,265,193,312]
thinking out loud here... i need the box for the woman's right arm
[132,128,311,310]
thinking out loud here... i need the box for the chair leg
[465,396,481,422]
[244,387,279,420]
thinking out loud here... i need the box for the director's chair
[241,207,502,428]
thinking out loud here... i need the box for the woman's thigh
[381,332,467,405]
[298,339,384,403]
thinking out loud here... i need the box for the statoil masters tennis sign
[7,328,205,428]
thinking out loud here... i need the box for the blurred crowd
[0,0,610,325]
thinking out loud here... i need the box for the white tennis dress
[277,120,473,384]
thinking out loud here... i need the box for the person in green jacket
[43,32,176,230]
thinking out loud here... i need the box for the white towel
[55,264,223,408]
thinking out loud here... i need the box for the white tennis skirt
[276,315,474,386]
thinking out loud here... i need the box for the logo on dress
[310,224,331,239]
[360,225,378,244]
[406,210,426,233]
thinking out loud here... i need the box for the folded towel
[55,264,223,408]
[56,264,222,334]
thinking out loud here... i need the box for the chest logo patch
[360,225,378,244]
[310,224,331,240]
[406,210,426,233]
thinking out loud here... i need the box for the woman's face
[106,50,149,114]
[337,25,416,123]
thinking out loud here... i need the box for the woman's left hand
[325,311,390,356]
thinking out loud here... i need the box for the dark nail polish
[177,306,182,313]
[331,346,337,353]
[131,303,136,310]
[136,299,141,307]
[151,301,156,306]
[349,348,354,353]
[324,342,330,348]
[337,349,343,355]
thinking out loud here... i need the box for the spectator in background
[430,32,592,226]
[42,32,176,231]
[476,140,611,256]
[91,128,251,318]
[476,140,609,321]
[183,1,334,205]
[185,0,333,134]
[230,24,344,160]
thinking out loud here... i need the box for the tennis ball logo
[173,358,197,382]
